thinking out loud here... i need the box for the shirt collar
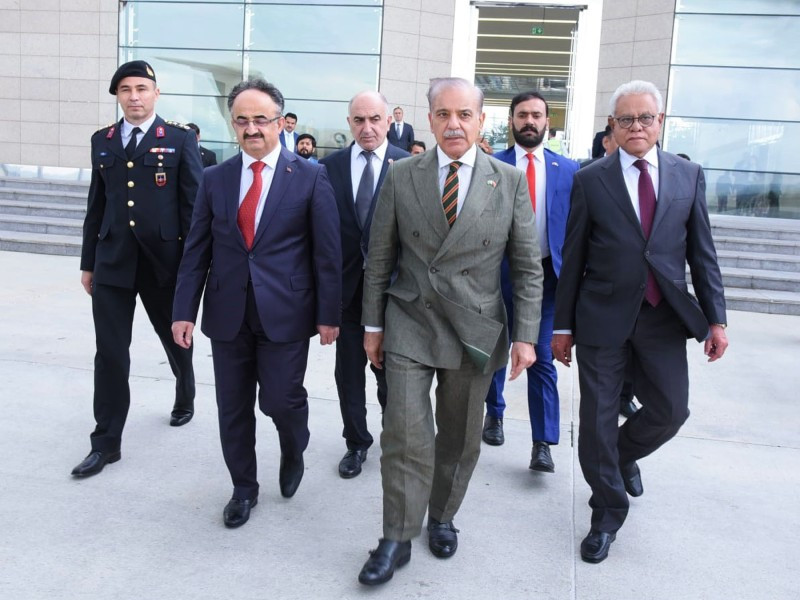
[436,144,477,170]
[514,143,545,163]
[353,138,388,163]
[123,113,156,136]
[242,144,282,172]
[619,145,659,171]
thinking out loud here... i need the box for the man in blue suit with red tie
[172,79,341,528]
[481,91,578,474]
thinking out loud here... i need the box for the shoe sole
[529,463,555,473]
[358,553,411,586]
[482,435,504,446]
[580,533,615,563]
[170,413,194,427]
[71,451,121,477]
[224,498,257,528]
[339,467,362,479]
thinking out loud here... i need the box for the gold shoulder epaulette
[165,120,190,130]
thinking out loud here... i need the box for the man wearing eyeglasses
[553,80,728,563]
[171,78,341,528]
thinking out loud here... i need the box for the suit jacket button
[430,266,437,273]
[127,181,134,188]
[129,220,135,227]
[640,284,646,290]
[483,239,490,246]
[413,231,419,237]
[127,200,134,207]
[645,250,650,257]
[425,302,432,309]
[127,161,134,168]
[248,253,255,259]
[462,269,468,276]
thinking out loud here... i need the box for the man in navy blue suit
[172,79,341,528]
[386,106,414,151]
[481,91,578,474]
[320,91,409,479]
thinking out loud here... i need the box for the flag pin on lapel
[552,161,558,166]
[487,180,496,188]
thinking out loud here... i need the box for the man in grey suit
[553,80,729,564]
[357,77,543,585]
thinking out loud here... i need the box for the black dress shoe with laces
[529,441,555,472]
[358,539,411,586]
[338,449,367,479]
[580,530,616,563]
[71,450,121,477]
[279,454,304,498]
[620,461,643,497]
[170,409,194,427]
[223,497,257,528]
[619,399,638,418]
[427,518,459,558]
[482,415,504,446]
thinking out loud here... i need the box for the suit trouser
[576,301,690,533]
[90,252,194,452]
[335,275,387,450]
[485,257,559,444]
[381,351,493,540]
[210,283,310,500]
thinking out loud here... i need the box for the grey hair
[348,90,390,115]
[608,80,663,116]
[427,77,484,111]
[227,78,285,113]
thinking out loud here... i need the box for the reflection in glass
[704,169,798,219]
[677,0,800,15]
[121,3,244,50]
[154,94,235,143]
[121,48,244,97]
[247,52,379,102]
[667,66,800,121]
[265,99,352,156]
[663,117,800,174]
[249,6,381,53]
[673,15,800,69]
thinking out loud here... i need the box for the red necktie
[634,159,662,306]
[237,161,266,249]
[525,153,536,213]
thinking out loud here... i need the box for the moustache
[443,130,466,139]
[520,125,539,134]
[243,133,264,140]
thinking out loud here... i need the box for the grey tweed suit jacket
[362,148,543,374]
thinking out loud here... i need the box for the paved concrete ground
[0,250,798,600]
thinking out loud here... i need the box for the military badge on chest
[149,146,175,187]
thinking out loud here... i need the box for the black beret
[109,60,157,95]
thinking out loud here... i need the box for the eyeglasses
[613,114,656,129]
[232,115,282,128]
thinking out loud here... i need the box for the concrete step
[710,214,800,241]
[0,230,81,256]
[0,187,86,205]
[716,249,800,273]
[714,236,800,256]
[716,265,800,293]
[0,214,83,236]
[0,199,85,220]
[722,287,800,316]
[0,176,90,194]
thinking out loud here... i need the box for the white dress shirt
[121,113,156,148]
[238,145,281,233]
[513,143,549,258]
[284,131,295,153]
[350,139,388,201]
[619,146,660,221]
[436,144,477,217]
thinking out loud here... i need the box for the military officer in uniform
[72,60,203,478]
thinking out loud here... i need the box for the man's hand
[317,325,339,345]
[704,324,728,362]
[80,271,93,296]
[172,321,195,349]
[364,331,384,369]
[551,333,573,367]
[509,341,535,380]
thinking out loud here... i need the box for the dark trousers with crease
[335,275,387,451]
[576,301,690,533]
[90,250,194,452]
[210,283,311,500]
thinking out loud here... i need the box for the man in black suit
[73,60,203,477]
[186,122,217,168]
[320,91,410,479]
[553,79,729,563]
[386,106,414,151]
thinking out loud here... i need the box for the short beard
[512,124,545,150]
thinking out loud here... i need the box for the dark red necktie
[634,159,662,306]
[237,161,266,249]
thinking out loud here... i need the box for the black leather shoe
[71,450,121,477]
[427,518,459,558]
[170,408,194,427]
[620,399,638,418]
[529,441,555,473]
[339,449,367,479]
[223,497,257,528]
[580,530,616,563]
[358,539,411,586]
[279,454,304,498]
[621,461,643,497]
[482,415,504,446]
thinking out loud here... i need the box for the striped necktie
[442,161,462,227]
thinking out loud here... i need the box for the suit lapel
[411,150,450,243]
[109,119,126,161]
[131,115,163,161]
[252,148,297,248]
[651,149,676,236]
[544,148,558,217]
[224,154,245,247]
[435,149,498,259]
[339,150,358,226]
[599,151,643,236]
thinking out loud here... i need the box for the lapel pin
[487,180,496,188]
[552,161,558,167]
[286,166,292,173]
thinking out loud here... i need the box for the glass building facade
[119,0,384,161]
[664,0,800,219]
